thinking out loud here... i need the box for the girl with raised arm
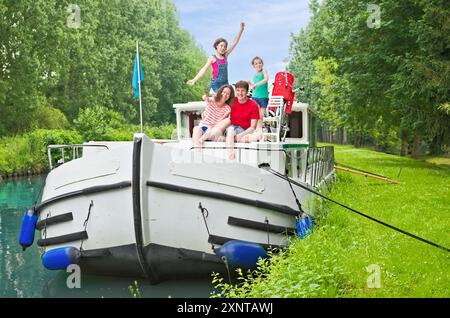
[187,22,245,93]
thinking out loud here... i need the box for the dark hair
[213,38,228,49]
[235,80,249,92]
[251,56,264,65]
[215,84,235,106]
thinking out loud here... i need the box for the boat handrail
[265,145,334,188]
[187,144,334,188]
[47,144,109,170]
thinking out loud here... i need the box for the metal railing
[47,144,109,170]
[190,145,335,188]
[285,146,334,188]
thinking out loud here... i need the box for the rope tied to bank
[258,163,450,253]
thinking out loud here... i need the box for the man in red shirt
[226,80,260,160]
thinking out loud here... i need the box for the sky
[172,0,312,85]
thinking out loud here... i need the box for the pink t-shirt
[200,98,231,127]
[211,56,227,79]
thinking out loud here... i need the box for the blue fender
[214,240,267,269]
[42,246,80,270]
[296,215,314,239]
[19,208,38,251]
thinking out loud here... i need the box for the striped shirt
[200,98,231,127]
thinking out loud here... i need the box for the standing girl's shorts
[252,97,269,109]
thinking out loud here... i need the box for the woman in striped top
[193,84,235,147]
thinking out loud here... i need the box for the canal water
[0,175,213,298]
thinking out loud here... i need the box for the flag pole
[136,40,143,133]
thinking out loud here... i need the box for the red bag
[271,71,295,114]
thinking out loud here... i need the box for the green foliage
[28,129,83,169]
[311,57,347,131]
[100,123,177,141]
[211,230,350,298]
[31,105,71,130]
[212,144,450,298]
[0,123,175,175]
[74,103,176,141]
[438,103,450,115]
[102,128,136,142]
[370,116,400,153]
[128,280,142,298]
[0,0,207,136]
[145,123,177,140]
[0,129,82,175]
[0,136,31,175]
[74,106,126,141]
[288,0,450,155]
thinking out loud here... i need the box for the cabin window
[187,112,202,138]
[287,111,303,139]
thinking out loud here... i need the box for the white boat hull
[36,134,329,283]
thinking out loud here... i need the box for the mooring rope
[198,202,215,251]
[258,163,450,253]
[80,200,93,251]
[33,177,46,210]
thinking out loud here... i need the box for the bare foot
[193,140,202,150]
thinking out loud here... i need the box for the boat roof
[173,100,309,112]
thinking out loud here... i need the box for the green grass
[212,144,450,298]
[421,156,450,167]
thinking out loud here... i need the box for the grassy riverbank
[212,144,450,298]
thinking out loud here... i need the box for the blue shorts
[230,125,246,134]
[198,124,211,141]
[252,97,269,109]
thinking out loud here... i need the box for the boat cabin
[173,99,312,146]
[170,99,333,188]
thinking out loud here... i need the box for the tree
[287,0,450,156]
[0,0,208,136]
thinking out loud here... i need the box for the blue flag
[132,53,144,99]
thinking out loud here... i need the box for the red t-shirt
[230,97,260,129]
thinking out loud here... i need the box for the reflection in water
[0,176,213,298]
[43,272,213,298]
[0,175,51,298]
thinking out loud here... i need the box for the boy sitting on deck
[225,81,260,160]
